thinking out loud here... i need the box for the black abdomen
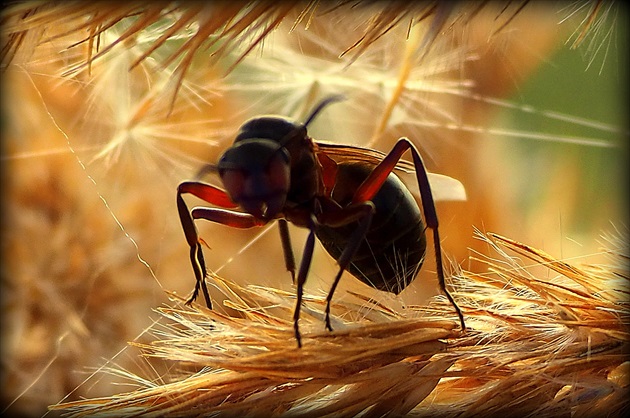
[315,163,426,294]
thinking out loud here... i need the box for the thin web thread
[23,70,161,288]
[20,69,164,415]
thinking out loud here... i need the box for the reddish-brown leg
[351,138,465,330]
[177,181,264,309]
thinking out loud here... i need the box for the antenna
[303,94,346,128]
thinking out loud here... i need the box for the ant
[177,96,465,347]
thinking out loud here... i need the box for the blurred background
[1,2,628,416]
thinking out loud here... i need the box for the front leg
[177,181,264,309]
[278,219,296,283]
[177,190,212,308]
[292,216,317,348]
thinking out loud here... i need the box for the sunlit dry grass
[49,230,629,417]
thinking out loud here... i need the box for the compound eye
[220,169,246,203]
[266,150,290,194]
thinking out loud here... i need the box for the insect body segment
[315,162,426,294]
[177,96,465,347]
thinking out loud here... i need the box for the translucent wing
[316,141,466,202]
[424,172,467,202]
[315,141,413,170]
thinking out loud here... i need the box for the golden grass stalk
[50,229,629,417]
[0,1,611,108]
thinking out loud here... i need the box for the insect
[177,95,466,347]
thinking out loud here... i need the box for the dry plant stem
[50,231,629,417]
[2,1,606,107]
